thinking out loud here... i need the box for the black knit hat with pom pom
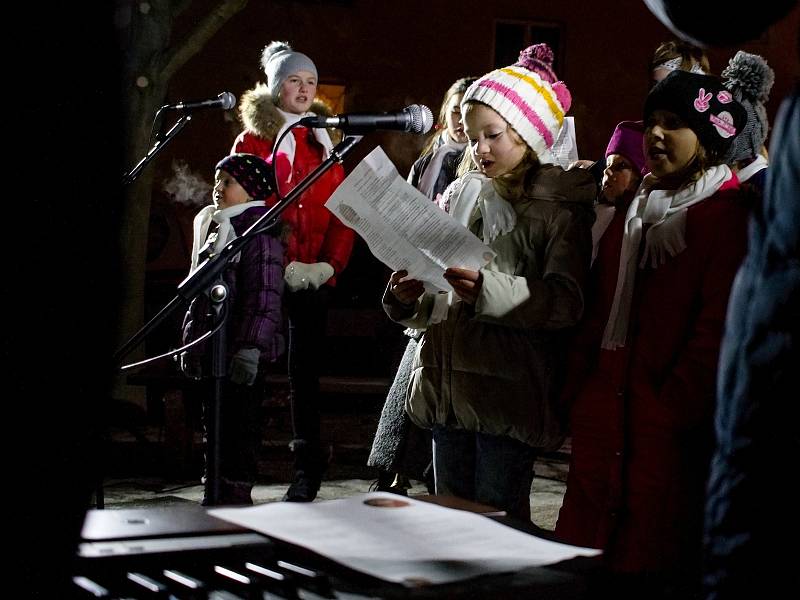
[645,71,747,161]
[215,153,273,201]
[722,51,775,163]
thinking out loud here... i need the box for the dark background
[12,2,797,592]
[143,0,799,383]
[160,0,799,176]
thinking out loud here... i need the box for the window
[493,20,564,76]
[317,84,346,114]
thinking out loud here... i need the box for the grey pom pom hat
[261,41,317,103]
[722,51,775,163]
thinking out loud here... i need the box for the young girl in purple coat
[181,153,285,506]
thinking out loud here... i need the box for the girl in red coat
[555,71,749,597]
[232,41,355,502]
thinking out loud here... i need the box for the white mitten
[306,262,334,289]
[284,261,334,292]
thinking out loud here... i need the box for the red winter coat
[231,85,354,284]
[555,175,748,578]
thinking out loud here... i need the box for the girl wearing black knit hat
[556,70,751,597]
[180,153,285,506]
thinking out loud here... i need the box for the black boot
[369,469,396,492]
[202,478,254,506]
[282,440,329,502]
[388,473,410,497]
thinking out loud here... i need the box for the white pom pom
[261,40,292,73]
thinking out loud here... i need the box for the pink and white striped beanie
[462,44,572,161]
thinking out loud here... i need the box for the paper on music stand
[550,116,579,170]
[324,146,494,292]
[210,492,600,587]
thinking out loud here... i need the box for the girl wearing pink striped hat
[382,44,596,523]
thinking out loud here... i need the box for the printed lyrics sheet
[211,492,600,586]
[325,146,494,292]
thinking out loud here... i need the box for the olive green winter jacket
[383,165,596,450]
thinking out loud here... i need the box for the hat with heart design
[215,153,273,201]
[644,70,747,160]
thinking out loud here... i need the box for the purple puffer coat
[182,206,285,376]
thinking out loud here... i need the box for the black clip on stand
[122,113,192,187]
[115,134,362,506]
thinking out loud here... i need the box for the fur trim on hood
[238,83,343,144]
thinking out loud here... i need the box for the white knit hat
[461,44,572,161]
[261,41,318,102]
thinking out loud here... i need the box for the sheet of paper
[325,146,495,292]
[550,116,579,169]
[210,492,600,587]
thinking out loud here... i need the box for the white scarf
[601,164,733,349]
[591,203,617,265]
[189,201,264,275]
[415,132,466,200]
[735,154,768,183]
[448,172,517,243]
[274,108,334,183]
[426,172,516,326]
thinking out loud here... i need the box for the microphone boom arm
[115,134,363,365]
[122,114,192,187]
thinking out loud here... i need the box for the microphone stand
[115,134,362,506]
[122,113,192,187]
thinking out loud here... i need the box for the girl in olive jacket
[383,45,595,522]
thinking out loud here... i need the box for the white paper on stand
[550,116,579,170]
[210,492,600,587]
[324,146,495,292]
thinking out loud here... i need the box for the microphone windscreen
[408,104,434,134]
[220,92,237,110]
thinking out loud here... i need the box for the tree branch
[159,0,249,82]
[171,0,193,19]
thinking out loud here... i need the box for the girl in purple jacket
[181,153,285,506]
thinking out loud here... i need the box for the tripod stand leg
[95,480,104,509]
[204,378,223,505]
[204,283,228,506]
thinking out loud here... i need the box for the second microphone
[299,104,433,134]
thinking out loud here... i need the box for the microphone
[299,104,434,134]
[163,92,237,111]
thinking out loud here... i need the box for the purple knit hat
[605,121,647,176]
[215,153,273,201]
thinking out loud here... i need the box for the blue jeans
[432,426,537,522]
